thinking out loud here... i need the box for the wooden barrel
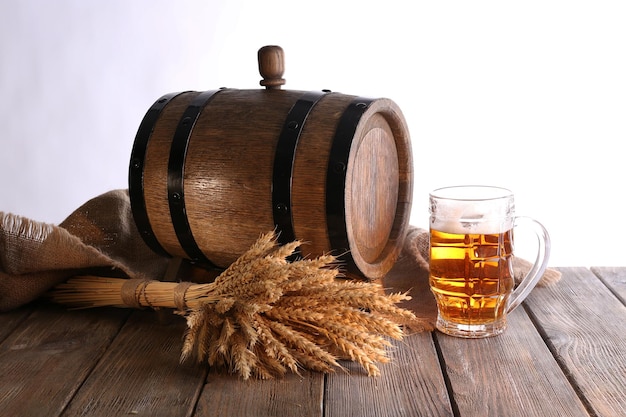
[128,48,412,279]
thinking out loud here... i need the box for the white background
[1,0,624,267]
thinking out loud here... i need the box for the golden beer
[428,185,550,338]
[429,228,514,328]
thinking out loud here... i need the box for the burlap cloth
[0,190,561,329]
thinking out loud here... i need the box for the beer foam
[431,215,513,235]
[430,194,514,234]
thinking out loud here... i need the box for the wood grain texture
[591,266,626,305]
[436,307,589,417]
[61,310,206,417]
[195,369,323,417]
[325,333,453,417]
[291,92,352,260]
[0,305,129,417]
[144,92,196,259]
[0,305,31,342]
[135,88,412,279]
[345,98,412,279]
[1,267,625,416]
[348,113,398,265]
[184,89,296,266]
[524,267,626,417]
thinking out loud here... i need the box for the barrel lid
[344,98,413,279]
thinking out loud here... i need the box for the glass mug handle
[506,217,552,313]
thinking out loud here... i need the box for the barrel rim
[345,97,413,279]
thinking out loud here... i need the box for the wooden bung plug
[258,45,286,89]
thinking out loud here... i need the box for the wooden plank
[524,267,626,417]
[0,304,129,417]
[324,332,454,417]
[591,266,626,305]
[436,307,589,417]
[62,310,207,417]
[0,305,32,342]
[194,369,323,417]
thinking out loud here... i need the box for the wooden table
[1,267,625,417]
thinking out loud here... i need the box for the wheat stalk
[49,231,418,379]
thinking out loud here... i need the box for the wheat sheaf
[51,231,417,379]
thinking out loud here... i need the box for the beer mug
[429,185,551,338]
